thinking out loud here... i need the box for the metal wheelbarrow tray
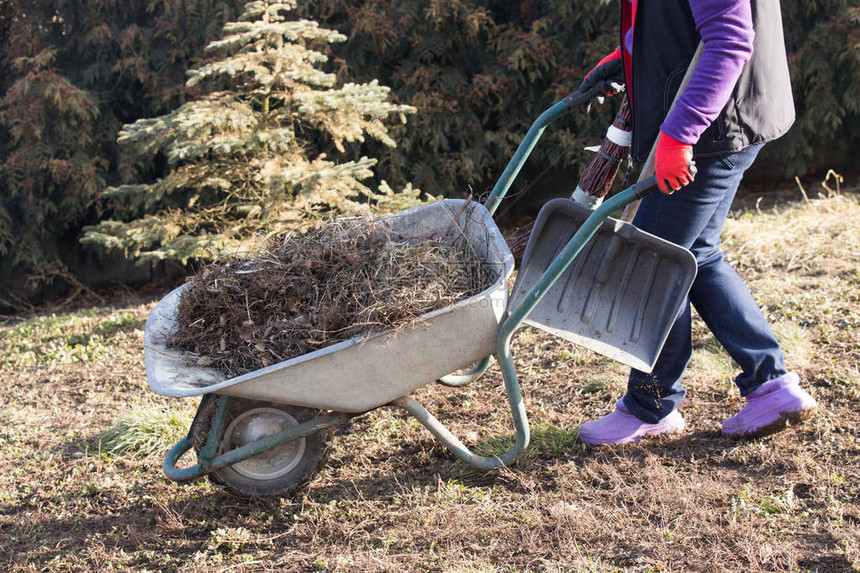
[145,198,515,413]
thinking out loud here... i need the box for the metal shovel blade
[509,198,697,373]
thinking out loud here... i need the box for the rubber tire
[191,395,332,498]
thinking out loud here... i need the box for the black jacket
[627,0,796,161]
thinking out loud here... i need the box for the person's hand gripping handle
[655,131,697,194]
[579,48,626,110]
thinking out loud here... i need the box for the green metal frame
[161,84,658,482]
[398,85,658,469]
[400,177,657,469]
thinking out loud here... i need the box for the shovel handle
[620,43,704,222]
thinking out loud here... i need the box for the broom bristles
[579,95,631,198]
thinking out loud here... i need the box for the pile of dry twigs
[170,214,493,377]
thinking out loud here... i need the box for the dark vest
[627,0,795,161]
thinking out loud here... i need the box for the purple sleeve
[660,0,755,144]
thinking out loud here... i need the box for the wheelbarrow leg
[392,332,531,470]
[392,379,529,470]
[163,393,231,482]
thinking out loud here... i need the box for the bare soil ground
[1,183,858,572]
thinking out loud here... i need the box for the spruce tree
[82,0,418,265]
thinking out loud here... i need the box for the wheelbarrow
[144,84,696,497]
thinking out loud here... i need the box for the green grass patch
[689,334,736,382]
[93,406,192,461]
[771,320,814,369]
[730,485,798,522]
[577,361,627,395]
[471,421,582,467]
[0,307,145,370]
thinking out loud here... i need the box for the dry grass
[171,214,493,377]
[0,183,858,572]
[724,191,860,274]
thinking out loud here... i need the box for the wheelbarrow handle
[633,173,660,199]
[483,84,611,216]
[488,175,657,452]
[561,80,619,110]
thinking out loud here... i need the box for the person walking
[576,0,817,445]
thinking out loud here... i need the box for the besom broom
[508,94,633,262]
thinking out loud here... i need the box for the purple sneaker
[722,372,817,438]
[578,400,685,446]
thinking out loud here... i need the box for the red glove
[655,131,696,194]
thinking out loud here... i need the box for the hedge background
[1,0,857,306]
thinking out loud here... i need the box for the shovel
[507,44,704,373]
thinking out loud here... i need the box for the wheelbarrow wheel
[192,396,332,498]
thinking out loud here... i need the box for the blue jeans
[623,144,787,423]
